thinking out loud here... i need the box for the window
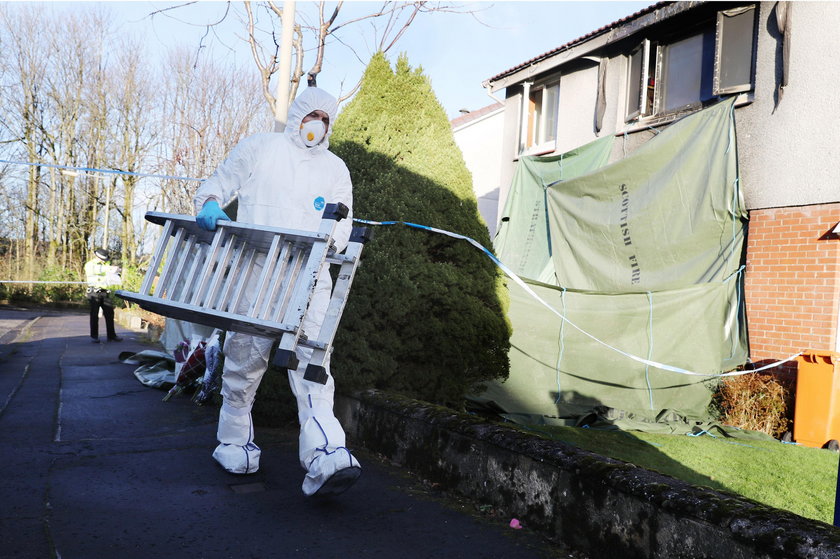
[524,81,559,150]
[624,5,756,122]
[714,6,757,94]
[626,45,644,119]
[625,41,652,120]
[657,30,716,113]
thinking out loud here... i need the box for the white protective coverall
[193,87,361,497]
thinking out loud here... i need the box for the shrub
[327,52,511,408]
[32,265,86,303]
[114,263,145,308]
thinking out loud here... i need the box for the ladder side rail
[308,241,363,354]
[286,209,343,336]
[248,235,283,318]
[117,291,298,338]
[270,223,330,371]
[279,237,330,332]
[300,223,372,385]
[153,226,187,299]
[293,214,341,384]
[205,232,240,311]
[277,205,337,344]
[190,228,228,307]
[140,219,175,295]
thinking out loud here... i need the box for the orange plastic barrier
[793,351,840,449]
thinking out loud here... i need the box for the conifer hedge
[330,53,510,407]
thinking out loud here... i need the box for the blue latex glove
[196,200,231,231]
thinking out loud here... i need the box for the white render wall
[452,108,505,236]
[554,63,601,155]
[735,1,840,209]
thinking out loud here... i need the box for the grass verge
[520,424,838,524]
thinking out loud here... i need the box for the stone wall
[336,390,840,559]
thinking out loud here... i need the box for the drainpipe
[835,221,840,352]
[519,81,532,154]
[484,83,504,106]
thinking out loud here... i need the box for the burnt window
[625,5,756,122]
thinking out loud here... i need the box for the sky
[43,0,652,120]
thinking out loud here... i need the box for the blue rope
[645,291,655,410]
[728,266,745,360]
[687,429,717,438]
[554,287,567,404]
[725,100,736,155]
[686,429,763,449]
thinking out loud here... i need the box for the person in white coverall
[193,87,361,497]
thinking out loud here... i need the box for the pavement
[0,306,565,559]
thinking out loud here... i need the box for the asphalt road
[0,306,569,559]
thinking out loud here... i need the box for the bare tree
[235,1,469,118]
[102,35,157,265]
[0,4,48,281]
[156,46,270,215]
[0,3,274,284]
[41,9,108,269]
[0,1,475,285]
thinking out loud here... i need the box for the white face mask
[300,119,326,147]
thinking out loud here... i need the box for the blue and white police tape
[353,217,801,378]
[0,280,87,284]
[0,159,202,182]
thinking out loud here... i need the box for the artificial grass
[521,424,838,524]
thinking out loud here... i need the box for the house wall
[555,63,600,154]
[745,203,840,359]
[498,89,523,218]
[736,2,840,210]
[452,108,505,236]
[738,2,840,356]
[491,1,840,364]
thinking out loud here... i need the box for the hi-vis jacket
[193,87,353,254]
[84,259,120,289]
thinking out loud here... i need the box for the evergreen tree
[330,52,510,407]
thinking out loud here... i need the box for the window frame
[713,5,757,95]
[653,28,716,115]
[521,79,560,154]
[625,40,652,122]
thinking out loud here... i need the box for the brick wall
[745,203,840,363]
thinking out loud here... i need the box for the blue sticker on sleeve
[313,196,326,211]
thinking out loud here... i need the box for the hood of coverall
[284,87,339,153]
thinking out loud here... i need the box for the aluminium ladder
[116,203,370,384]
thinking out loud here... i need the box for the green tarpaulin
[476,98,748,425]
[493,135,615,284]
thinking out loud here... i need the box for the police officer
[84,248,123,343]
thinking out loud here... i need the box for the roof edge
[484,1,698,90]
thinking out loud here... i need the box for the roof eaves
[483,1,680,89]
